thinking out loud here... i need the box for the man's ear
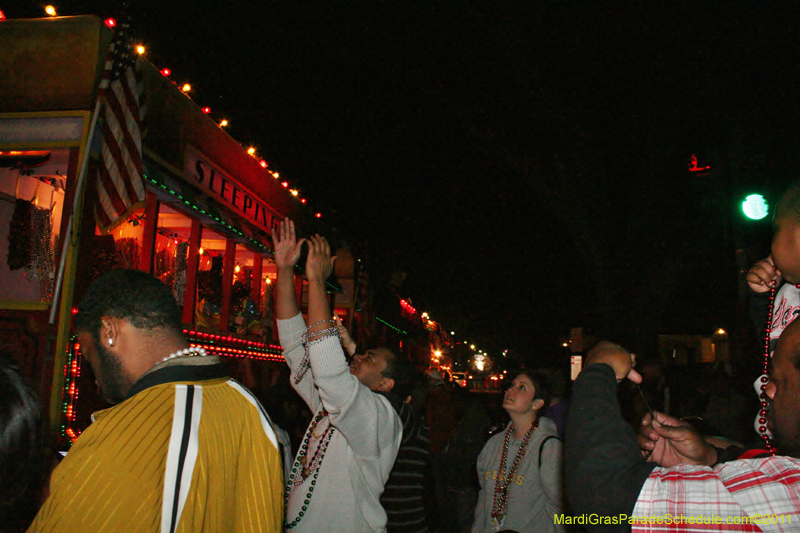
[101,317,120,348]
[532,398,545,412]
[377,377,395,392]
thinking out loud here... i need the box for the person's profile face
[77,331,129,404]
[771,214,800,284]
[349,348,391,391]
[503,375,538,414]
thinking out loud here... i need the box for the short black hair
[74,269,183,339]
[380,348,415,400]
[514,369,553,408]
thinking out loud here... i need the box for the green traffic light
[742,194,769,220]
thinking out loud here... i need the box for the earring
[108,338,114,346]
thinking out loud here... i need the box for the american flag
[95,6,146,233]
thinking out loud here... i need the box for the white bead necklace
[160,347,209,364]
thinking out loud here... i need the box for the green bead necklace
[284,410,336,529]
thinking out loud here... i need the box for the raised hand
[334,313,357,356]
[305,234,336,282]
[637,411,716,467]
[271,218,305,269]
[747,255,782,293]
[585,341,642,383]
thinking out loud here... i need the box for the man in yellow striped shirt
[28,269,283,533]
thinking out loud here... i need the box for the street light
[742,194,769,220]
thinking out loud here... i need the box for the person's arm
[272,218,304,321]
[304,235,401,457]
[747,256,781,328]
[272,219,317,408]
[334,314,358,356]
[564,343,655,528]
[538,436,564,513]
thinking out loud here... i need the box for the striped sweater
[381,402,430,533]
[28,361,284,533]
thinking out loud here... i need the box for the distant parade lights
[104,17,115,28]
[45,5,56,16]
[136,45,146,55]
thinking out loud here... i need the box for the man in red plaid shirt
[565,331,800,532]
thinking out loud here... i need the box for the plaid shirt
[632,456,800,532]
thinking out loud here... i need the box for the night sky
[7,1,800,364]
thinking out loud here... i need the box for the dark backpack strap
[538,435,561,468]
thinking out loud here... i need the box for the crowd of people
[3,179,800,531]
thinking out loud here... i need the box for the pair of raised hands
[586,342,717,468]
[272,218,335,282]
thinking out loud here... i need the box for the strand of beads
[759,283,778,455]
[293,319,341,384]
[490,419,539,529]
[295,416,335,483]
[284,410,337,529]
[160,346,208,364]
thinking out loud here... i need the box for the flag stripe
[104,90,138,201]
[94,14,146,234]
[97,163,128,226]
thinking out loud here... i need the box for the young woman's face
[503,374,539,414]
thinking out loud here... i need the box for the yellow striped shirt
[28,364,283,532]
